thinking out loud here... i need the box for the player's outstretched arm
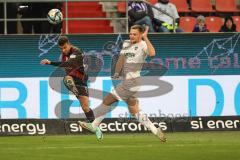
[142,26,156,57]
[56,54,83,67]
[40,54,83,68]
[112,54,124,79]
[40,59,61,66]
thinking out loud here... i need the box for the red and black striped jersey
[50,46,87,81]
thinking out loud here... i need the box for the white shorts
[111,78,140,101]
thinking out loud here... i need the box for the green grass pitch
[0,131,240,160]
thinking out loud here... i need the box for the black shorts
[73,76,89,97]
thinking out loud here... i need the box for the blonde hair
[130,25,144,33]
[197,15,205,23]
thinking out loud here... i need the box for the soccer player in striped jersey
[40,36,99,130]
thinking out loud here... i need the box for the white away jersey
[120,40,148,80]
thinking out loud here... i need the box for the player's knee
[81,105,90,112]
[130,109,139,116]
[102,94,118,106]
[127,98,138,106]
[63,76,74,88]
[102,100,110,107]
[127,98,139,116]
[63,76,74,87]
[64,75,73,80]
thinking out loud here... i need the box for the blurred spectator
[128,0,155,32]
[193,15,209,32]
[0,3,18,34]
[18,3,38,34]
[153,0,183,32]
[18,2,62,34]
[219,16,237,32]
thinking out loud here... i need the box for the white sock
[92,104,111,129]
[92,114,105,129]
[135,112,158,135]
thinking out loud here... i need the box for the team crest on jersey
[135,46,138,50]
[125,52,135,58]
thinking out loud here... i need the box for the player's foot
[95,126,103,141]
[156,128,166,142]
[78,121,96,132]
[78,121,103,141]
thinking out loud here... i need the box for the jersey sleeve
[50,53,84,68]
[50,61,62,66]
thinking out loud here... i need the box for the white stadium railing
[0,0,175,34]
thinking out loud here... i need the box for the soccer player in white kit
[79,25,166,142]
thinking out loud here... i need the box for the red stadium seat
[232,16,240,32]
[62,2,113,33]
[205,17,223,32]
[179,17,196,32]
[149,0,158,5]
[170,0,190,13]
[117,2,127,13]
[215,0,239,12]
[191,0,214,12]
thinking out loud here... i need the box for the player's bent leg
[92,93,119,121]
[136,111,166,142]
[92,93,118,127]
[127,98,166,142]
[102,93,119,106]
[78,95,90,112]
[93,94,118,141]
[63,76,79,96]
[127,98,140,115]
[79,93,118,141]
[156,127,166,142]
[78,95,95,122]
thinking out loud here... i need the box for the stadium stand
[170,0,190,13]
[179,16,196,32]
[117,2,126,13]
[62,2,113,33]
[191,0,214,13]
[205,16,223,32]
[1,0,239,34]
[149,0,158,5]
[117,0,158,13]
[215,0,239,12]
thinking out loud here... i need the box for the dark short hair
[224,16,234,24]
[130,25,145,33]
[58,36,69,46]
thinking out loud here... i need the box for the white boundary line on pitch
[0,145,155,150]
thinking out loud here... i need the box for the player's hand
[142,26,149,39]
[40,59,51,65]
[111,73,120,79]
